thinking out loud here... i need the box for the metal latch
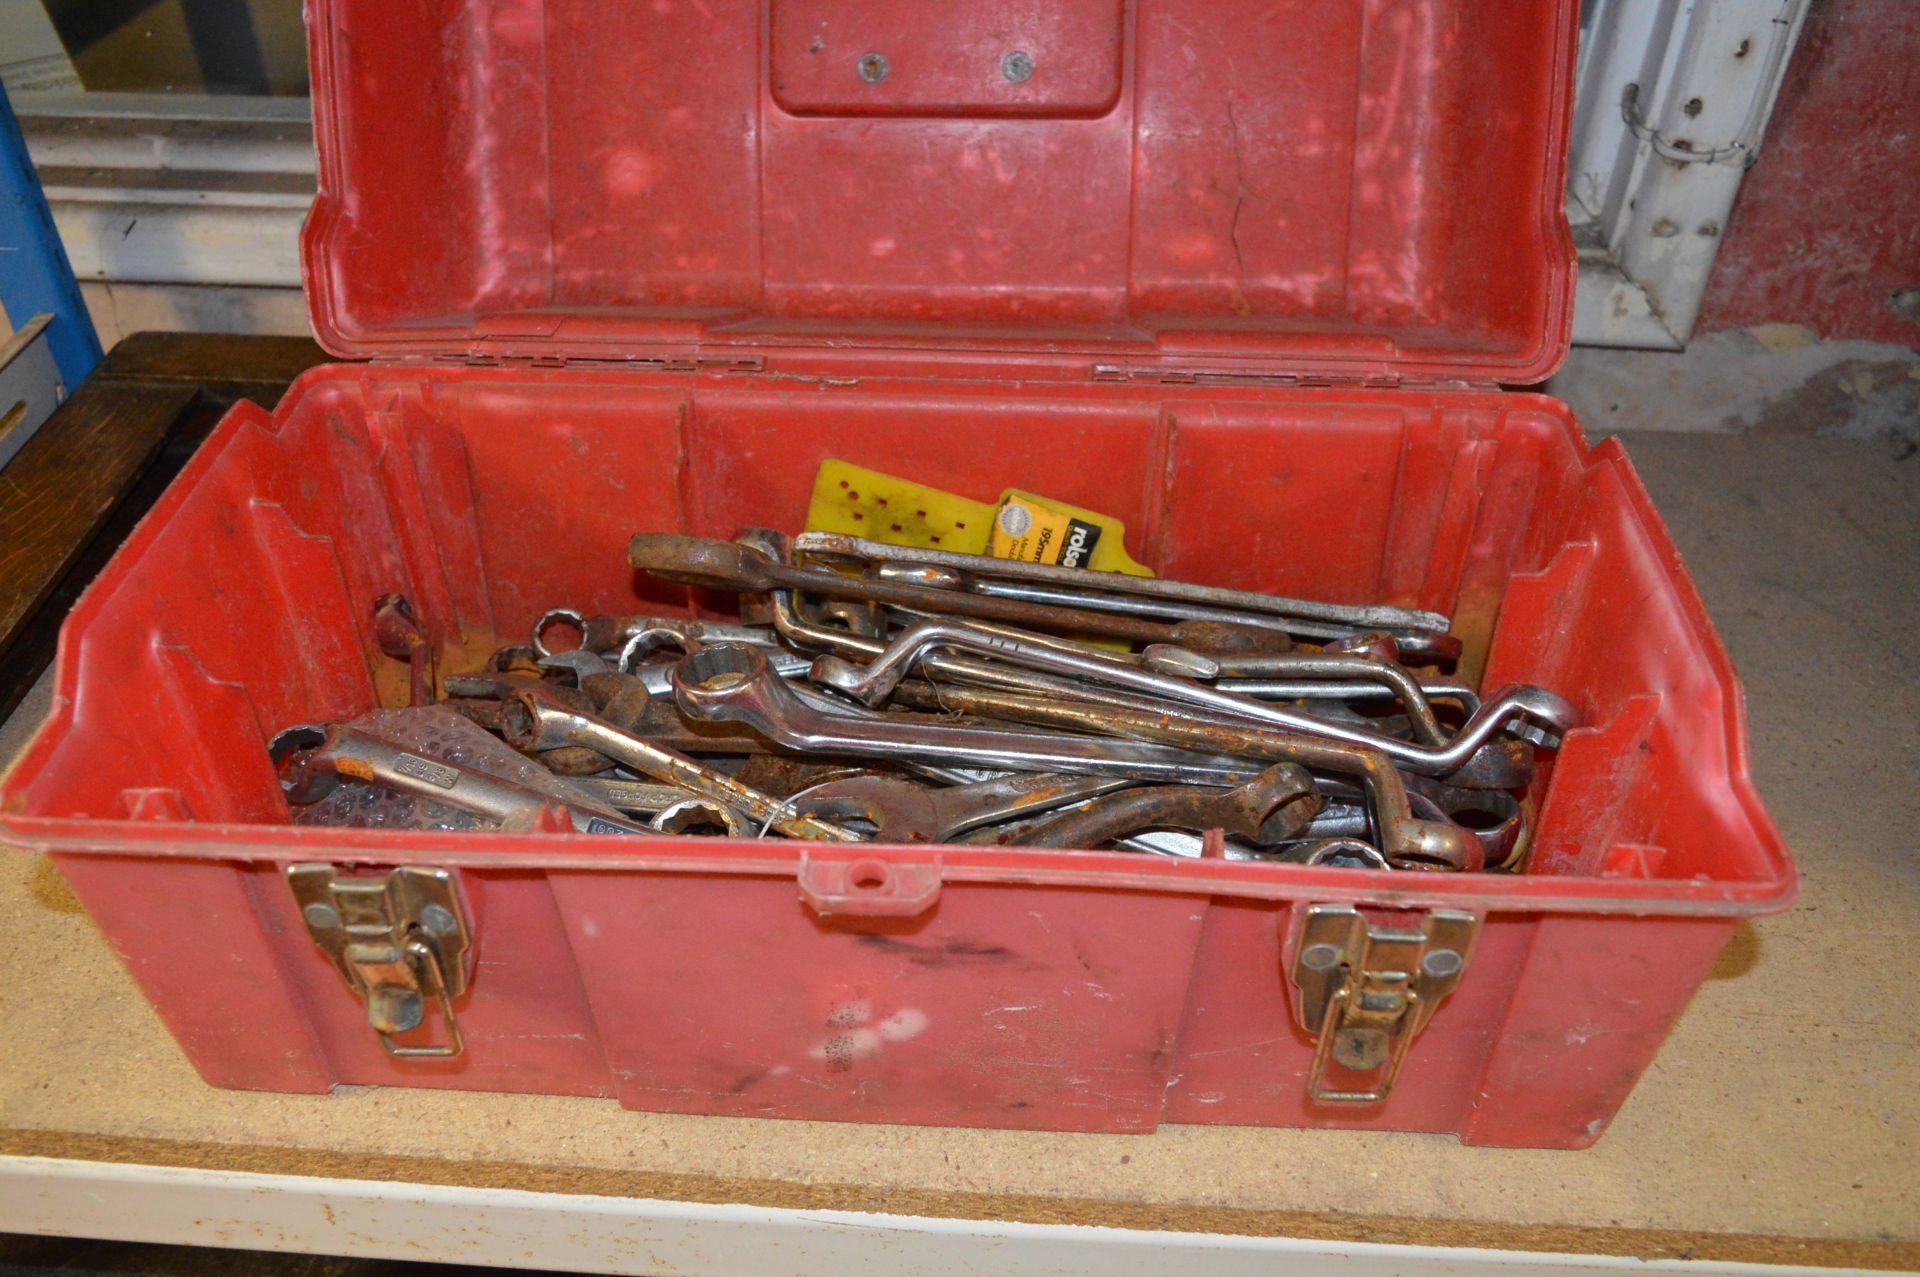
[288,864,473,1057]
[1288,904,1477,1103]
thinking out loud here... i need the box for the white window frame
[1567,0,1809,348]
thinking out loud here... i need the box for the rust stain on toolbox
[0,0,1792,1149]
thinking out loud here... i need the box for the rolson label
[393,752,459,789]
[1057,518,1103,568]
[989,495,1106,568]
[583,817,630,835]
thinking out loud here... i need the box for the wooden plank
[0,378,195,643]
[0,332,332,720]
[97,331,331,393]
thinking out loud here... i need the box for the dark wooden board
[0,332,333,720]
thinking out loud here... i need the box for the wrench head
[628,533,776,591]
[1394,629,1464,666]
[735,527,795,563]
[531,607,589,657]
[538,649,613,682]
[370,593,424,659]
[808,653,896,706]
[1489,683,1582,747]
[1236,764,1323,844]
[870,562,971,592]
[1140,644,1222,680]
[671,643,807,735]
[1280,838,1392,870]
[616,626,702,673]
[1438,738,1536,790]
[1385,817,1485,873]
[650,798,751,837]
[1322,631,1402,664]
[269,723,339,804]
[1166,619,1294,657]
[790,775,940,842]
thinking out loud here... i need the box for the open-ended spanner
[628,533,1291,656]
[974,764,1322,850]
[496,694,864,842]
[271,723,650,835]
[789,773,1135,843]
[879,680,1480,870]
[811,617,1578,778]
[670,644,1264,785]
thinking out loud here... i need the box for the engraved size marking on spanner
[394,753,461,789]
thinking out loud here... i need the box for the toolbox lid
[302,1,1577,385]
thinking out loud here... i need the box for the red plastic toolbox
[0,0,1793,1148]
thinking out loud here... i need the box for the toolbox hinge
[1093,362,1403,390]
[1287,903,1478,1103]
[1092,363,1498,392]
[435,351,767,373]
[288,863,474,1057]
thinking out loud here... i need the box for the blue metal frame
[0,81,103,388]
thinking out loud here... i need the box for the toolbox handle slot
[798,853,941,918]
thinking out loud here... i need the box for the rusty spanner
[881,680,1482,871]
[372,593,435,708]
[496,693,864,842]
[974,763,1322,850]
[628,533,1291,656]
[789,773,1136,843]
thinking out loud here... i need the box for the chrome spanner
[670,644,1265,784]
[811,617,1580,776]
[791,532,1450,631]
[532,609,782,659]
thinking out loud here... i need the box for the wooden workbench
[1,349,1914,1269]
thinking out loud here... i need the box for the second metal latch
[1289,903,1478,1103]
[288,864,473,1057]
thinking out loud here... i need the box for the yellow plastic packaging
[804,461,1153,576]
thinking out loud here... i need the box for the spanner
[811,617,1578,778]
[789,531,1451,634]
[974,764,1321,850]
[650,797,753,837]
[270,723,649,835]
[628,533,1291,656]
[789,773,1136,842]
[496,693,864,842]
[879,680,1481,870]
[532,608,782,658]
[1142,645,1452,745]
[670,644,1264,784]
[372,593,436,708]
